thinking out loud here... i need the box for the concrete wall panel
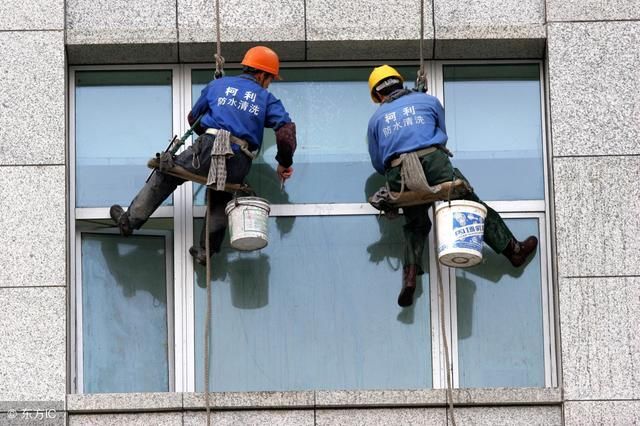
[0,0,64,30]
[0,287,65,401]
[66,0,178,63]
[316,408,446,425]
[183,410,314,425]
[306,0,432,61]
[554,157,640,277]
[178,0,305,62]
[434,0,546,58]
[560,277,640,400]
[547,0,640,22]
[69,412,182,425]
[548,22,640,156]
[0,166,65,287]
[565,401,640,425]
[451,406,562,425]
[0,31,65,165]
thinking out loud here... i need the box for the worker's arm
[187,84,211,135]
[274,122,296,169]
[367,119,384,175]
[434,97,447,135]
[187,111,205,136]
[266,93,296,180]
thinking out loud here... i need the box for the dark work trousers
[385,148,514,273]
[126,133,252,253]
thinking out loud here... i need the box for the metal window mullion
[73,232,84,394]
[428,221,445,389]
[539,62,558,388]
[168,64,188,393]
[537,214,556,387]
[182,64,197,392]
[447,266,459,388]
[164,229,176,392]
[69,68,81,394]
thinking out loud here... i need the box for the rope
[213,0,225,78]
[204,190,212,425]
[415,0,428,92]
[205,0,224,418]
[433,204,457,426]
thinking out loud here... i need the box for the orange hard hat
[241,46,281,79]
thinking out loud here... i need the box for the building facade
[0,0,638,424]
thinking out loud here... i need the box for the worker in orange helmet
[110,46,297,265]
[367,65,538,307]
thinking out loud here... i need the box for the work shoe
[503,236,538,267]
[109,205,133,237]
[398,265,418,307]
[189,246,208,266]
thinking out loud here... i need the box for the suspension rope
[204,190,213,426]
[213,0,225,78]
[433,204,457,426]
[415,0,428,92]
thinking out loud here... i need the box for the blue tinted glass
[191,68,418,205]
[75,71,173,208]
[443,65,543,201]
[81,233,169,392]
[456,218,544,387]
[193,215,432,391]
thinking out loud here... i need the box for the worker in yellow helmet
[366,65,538,307]
[110,46,297,265]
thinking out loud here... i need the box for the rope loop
[214,53,226,79]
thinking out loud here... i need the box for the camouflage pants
[385,148,514,272]
[126,133,252,253]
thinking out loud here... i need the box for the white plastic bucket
[435,200,487,268]
[225,197,270,251]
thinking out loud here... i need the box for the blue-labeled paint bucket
[435,200,487,268]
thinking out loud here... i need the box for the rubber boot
[398,264,418,307]
[502,236,538,267]
[109,205,133,237]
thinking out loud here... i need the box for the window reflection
[75,70,173,208]
[193,215,432,391]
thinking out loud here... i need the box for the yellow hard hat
[368,65,404,103]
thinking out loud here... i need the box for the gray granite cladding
[547,21,640,157]
[546,0,640,22]
[0,287,66,401]
[560,277,640,400]
[554,156,640,277]
[0,166,65,287]
[0,31,65,166]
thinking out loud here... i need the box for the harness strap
[205,128,258,159]
[206,129,233,190]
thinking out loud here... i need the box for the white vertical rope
[433,204,457,426]
[204,190,212,426]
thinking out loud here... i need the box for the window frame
[69,60,556,394]
[72,226,175,393]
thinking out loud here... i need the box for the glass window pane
[191,68,416,205]
[75,70,173,208]
[193,215,432,391]
[456,218,544,387]
[81,232,169,392]
[443,64,544,201]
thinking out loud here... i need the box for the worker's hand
[277,165,293,181]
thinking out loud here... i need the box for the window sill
[67,388,562,413]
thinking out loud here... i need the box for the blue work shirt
[367,91,448,174]
[191,74,292,152]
